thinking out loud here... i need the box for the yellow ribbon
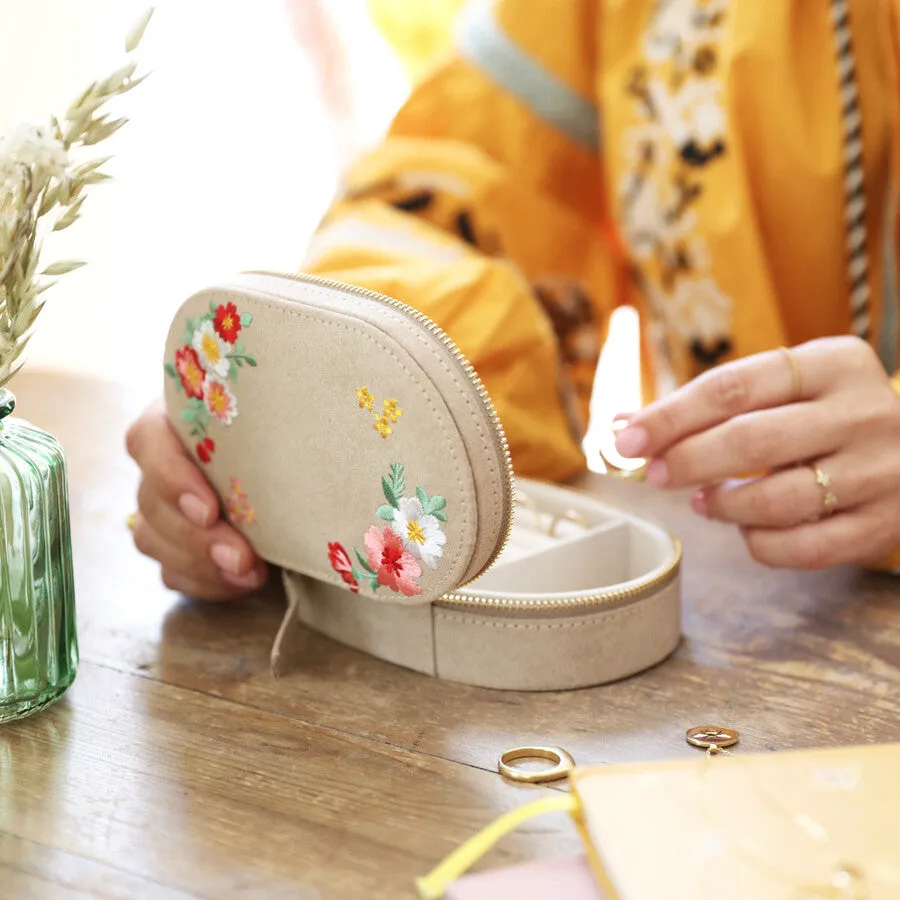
[416,793,578,900]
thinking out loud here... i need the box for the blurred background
[0,0,637,462]
[0,0,410,393]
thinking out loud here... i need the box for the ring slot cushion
[164,272,682,691]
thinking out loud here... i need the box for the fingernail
[646,459,670,488]
[211,543,242,575]
[223,566,267,589]
[179,493,211,527]
[615,425,648,458]
[612,413,633,427]
[691,490,709,518]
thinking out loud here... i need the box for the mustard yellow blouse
[306,0,900,566]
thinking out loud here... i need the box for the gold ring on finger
[808,463,838,516]
[779,346,802,402]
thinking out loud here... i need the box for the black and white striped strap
[831,0,871,340]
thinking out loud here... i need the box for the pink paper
[445,856,603,900]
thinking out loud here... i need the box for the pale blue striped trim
[456,1,601,152]
[881,190,898,374]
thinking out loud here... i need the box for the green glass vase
[0,390,78,723]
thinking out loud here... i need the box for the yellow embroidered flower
[383,398,402,424]
[374,414,393,439]
[357,386,375,410]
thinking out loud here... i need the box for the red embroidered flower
[196,437,215,463]
[327,542,359,593]
[213,302,241,344]
[175,346,206,399]
[364,526,422,597]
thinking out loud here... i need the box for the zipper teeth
[246,270,516,579]
[437,540,681,614]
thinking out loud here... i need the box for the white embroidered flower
[390,497,447,569]
[667,276,732,343]
[619,168,698,260]
[649,77,725,152]
[0,123,69,185]
[192,320,231,379]
[644,0,727,63]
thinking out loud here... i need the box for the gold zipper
[244,270,680,618]
[246,270,516,581]
[436,538,681,614]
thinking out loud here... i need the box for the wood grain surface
[1,371,898,899]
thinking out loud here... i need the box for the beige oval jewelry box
[163,271,681,691]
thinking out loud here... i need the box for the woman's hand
[126,400,269,600]
[614,337,900,569]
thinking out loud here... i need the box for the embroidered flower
[390,496,447,569]
[192,320,231,379]
[357,386,375,410]
[383,398,402,424]
[363,525,422,597]
[213,302,242,344]
[374,413,393,439]
[327,542,359,593]
[196,436,215,463]
[227,477,257,525]
[174,346,206,399]
[205,378,238,424]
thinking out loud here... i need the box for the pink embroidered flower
[227,477,257,525]
[205,378,238,424]
[175,346,205,400]
[214,302,242,344]
[363,526,422,597]
[327,542,359,593]
[196,437,215,463]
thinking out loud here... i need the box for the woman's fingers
[614,347,807,461]
[133,513,269,600]
[742,506,896,570]
[614,337,880,464]
[647,401,845,489]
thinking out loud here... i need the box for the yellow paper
[570,744,900,899]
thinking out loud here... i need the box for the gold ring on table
[600,420,648,481]
[514,491,542,529]
[126,511,137,531]
[498,746,576,784]
[809,463,838,516]
[547,510,588,537]
[779,346,802,401]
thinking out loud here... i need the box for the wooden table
[2,371,898,899]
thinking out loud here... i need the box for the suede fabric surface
[164,273,682,691]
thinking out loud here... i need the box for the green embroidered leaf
[416,486,428,508]
[368,576,381,592]
[240,312,253,326]
[382,476,398,508]
[428,495,447,512]
[355,548,376,575]
[226,352,257,368]
[209,299,218,315]
[164,362,178,379]
[234,342,244,355]
[187,397,205,410]
[180,408,197,423]
[390,463,406,498]
[182,329,192,343]
[377,504,395,521]
[229,361,238,381]
[351,567,363,583]
[433,511,448,523]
